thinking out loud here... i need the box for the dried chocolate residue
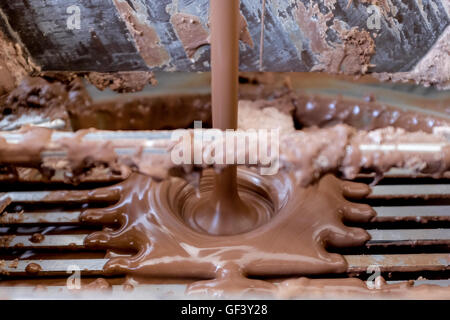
[0,235,14,247]
[238,13,254,48]
[346,0,390,13]
[58,129,125,182]
[1,123,450,187]
[314,27,376,75]
[40,70,157,94]
[374,25,450,90]
[238,100,296,135]
[85,72,157,93]
[170,13,210,59]
[294,1,375,75]
[170,11,253,60]
[113,0,169,68]
[0,29,38,95]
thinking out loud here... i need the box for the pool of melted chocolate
[180,169,275,235]
[78,169,373,295]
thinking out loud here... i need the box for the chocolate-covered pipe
[1,125,450,186]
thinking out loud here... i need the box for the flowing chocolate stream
[191,0,260,235]
[211,0,239,131]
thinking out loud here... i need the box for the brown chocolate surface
[249,93,450,134]
[0,274,449,299]
[66,88,450,134]
[0,58,16,96]
[78,171,372,295]
[0,0,448,298]
[69,94,212,131]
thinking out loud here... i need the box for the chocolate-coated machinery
[0,0,449,298]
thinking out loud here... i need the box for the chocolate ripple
[80,170,374,295]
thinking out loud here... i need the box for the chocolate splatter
[25,263,41,275]
[29,233,45,244]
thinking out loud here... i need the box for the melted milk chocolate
[1,1,449,296]
[192,0,260,235]
[80,171,374,295]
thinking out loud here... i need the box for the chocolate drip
[25,263,41,275]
